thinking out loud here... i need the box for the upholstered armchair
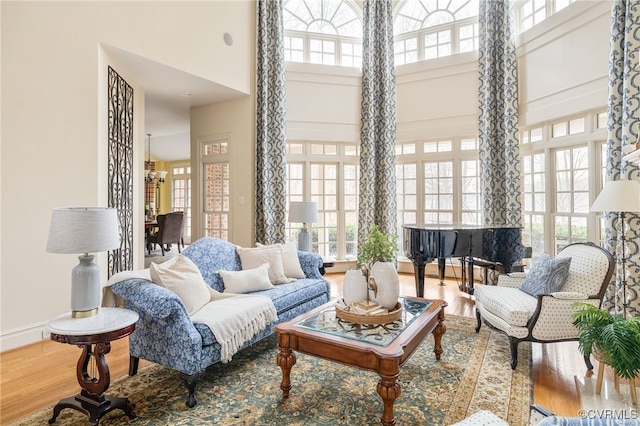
[474,242,614,370]
[147,211,184,255]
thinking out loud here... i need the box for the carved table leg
[432,308,447,360]
[277,347,297,398]
[377,373,401,426]
[49,342,136,424]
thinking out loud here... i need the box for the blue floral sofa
[110,237,331,407]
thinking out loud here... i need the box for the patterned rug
[10,315,531,425]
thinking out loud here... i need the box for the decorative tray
[335,300,403,325]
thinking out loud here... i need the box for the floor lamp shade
[288,202,318,252]
[46,208,121,318]
[590,179,640,318]
[590,180,640,214]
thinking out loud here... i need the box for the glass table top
[295,298,433,347]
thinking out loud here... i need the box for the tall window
[171,164,192,244]
[522,153,546,256]
[394,0,479,65]
[283,0,362,67]
[424,160,454,224]
[554,146,589,250]
[515,0,577,33]
[395,137,481,231]
[286,142,359,260]
[519,111,606,257]
[201,139,229,240]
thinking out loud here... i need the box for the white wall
[0,1,254,350]
[190,96,256,247]
[517,1,610,126]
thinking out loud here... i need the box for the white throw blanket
[193,288,278,363]
[102,269,278,363]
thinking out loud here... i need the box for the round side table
[46,307,139,426]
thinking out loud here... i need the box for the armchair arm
[529,294,600,341]
[496,272,526,288]
[297,251,324,279]
[548,291,589,300]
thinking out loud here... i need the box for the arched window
[393,0,479,65]
[283,0,362,67]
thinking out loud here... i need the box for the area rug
[10,315,531,425]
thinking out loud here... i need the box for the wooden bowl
[335,301,402,325]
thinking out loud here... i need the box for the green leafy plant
[572,302,640,380]
[354,224,398,301]
[356,224,398,269]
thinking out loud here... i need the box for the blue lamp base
[298,226,310,252]
[71,254,101,318]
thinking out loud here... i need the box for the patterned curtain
[256,0,287,245]
[602,1,640,316]
[478,0,521,227]
[358,0,397,245]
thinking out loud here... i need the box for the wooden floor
[0,272,600,423]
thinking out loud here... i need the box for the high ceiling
[106,45,246,161]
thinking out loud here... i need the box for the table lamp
[46,207,121,318]
[591,179,640,318]
[288,201,318,252]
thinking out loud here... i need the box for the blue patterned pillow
[519,253,571,296]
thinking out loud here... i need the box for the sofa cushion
[149,254,211,315]
[475,286,537,327]
[252,278,329,315]
[519,253,571,296]
[237,245,292,284]
[257,242,306,279]
[219,263,274,293]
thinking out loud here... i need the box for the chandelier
[145,133,168,183]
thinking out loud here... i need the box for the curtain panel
[478,0,521,228]
[358,0,397,245]
[602,0,640,316]
[255,0,288,245]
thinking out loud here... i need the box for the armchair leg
[509,337,519,370]
[475,310,482,333]
[129,356,140,376]
[181,370,205,408]
[584,354,594,371]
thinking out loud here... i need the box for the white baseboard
[1,322,50,352]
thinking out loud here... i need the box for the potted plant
[347,224,399,310]
[572,302,640,380]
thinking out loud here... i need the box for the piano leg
[437,258,447,286]
[412,263,426,298]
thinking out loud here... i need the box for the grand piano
[402,224,525,296]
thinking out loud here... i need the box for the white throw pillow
[149,254,211,315]
[257,241,306,279]
[236,245,292,284]
[219,263,274,293]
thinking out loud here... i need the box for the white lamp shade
[46,207,121,254]
[288,201,318,224]
[157,170,168,180]
[590,180,640,213]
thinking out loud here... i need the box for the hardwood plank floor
[1,272,597,423]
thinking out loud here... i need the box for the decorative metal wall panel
[107,66,134,276]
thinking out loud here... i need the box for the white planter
[370,262,400,310]
[342,269,368,305]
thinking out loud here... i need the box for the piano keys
[402,224,525,296]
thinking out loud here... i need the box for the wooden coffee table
[275,296,447,426]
